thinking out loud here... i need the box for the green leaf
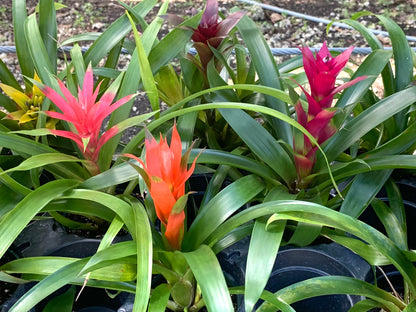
[127,12,160,117]
[0,179,80,259]
[377,15,413,92]
[318,86,416,166]
[42,285,75,312]
[219,108,296,186]
[372,198,408,250]
[257,276,405,312]
[48,211,97,230]
[207,200,416,294]
[38,0,57,74]
[58,189,136,235]
[183,174,265,251]
[244,219,285,312]
[148,284,170,312]
[147,12,201,74]
[237,15,291,142]
[0,167,31,197]
[13,0,34,87]
[81,162,140,190]
[340,169,392,218]
[349,299,384,312]
[183,245,234,312]
[403,300,416,312]
[0,132,90,180]
[83,0,158,66]
[121,195,153,312]
[190,149,279,185]
[24,13,55,86]
[339,18,394,96]
[335,49,392,111]
[1,153,86,174]
[322,228,390,266]
[70,44,86,85]
[377,15,414,134]
[0,58,22,91]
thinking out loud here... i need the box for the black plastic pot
[219,239,371,311]
[1,219,133,312]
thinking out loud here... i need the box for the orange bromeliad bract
[125,125,198,250]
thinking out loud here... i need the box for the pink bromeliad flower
[41,66,134,168]
[293,42,366,186]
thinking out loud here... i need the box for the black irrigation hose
[1,45,415,56]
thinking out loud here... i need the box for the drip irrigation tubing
[237,0,416,42]
[1,45,415,56]
[2,1,416,57]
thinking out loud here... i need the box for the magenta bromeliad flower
[298,41,366,115]
[293,42,366,186]
[41,66,134,168]
[191,0,245,71]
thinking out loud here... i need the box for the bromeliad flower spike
[293,42,366,187]
[41,66,134,173]
[125,125,199,250]
[191,0,245,72]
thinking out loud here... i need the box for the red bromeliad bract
[125,125,198,250]
[41,66,134,164]
[299,41,366,113]
[293,42,366,186]
[191,0,245,71]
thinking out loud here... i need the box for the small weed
[73,2,104,29]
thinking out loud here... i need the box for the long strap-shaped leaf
[24,14,55,87]
[0,179,80,259]
[219,108,297,186]
[244,218,285,312]
[317,86,416,167]
[0,132,90,180]
[127,12,160,117]
[237,15,292,143]
[183,245,234,312]
[12,0,34,89]
[120,84,291,161]
[340,169,392,217]
[38,0,57,74]
[207,200,416,294]
[182,174,265,251]
[83,0,157,66]
[257,276,405,312]
[377,15,414,134]
[340,17,394,96]
[335,49,392,112]
[122,195,153,312]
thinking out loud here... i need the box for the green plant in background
[73,2,104,28]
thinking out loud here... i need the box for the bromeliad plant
[124,125,198,251]
[1,0,416,311]
[292,41,367,188]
